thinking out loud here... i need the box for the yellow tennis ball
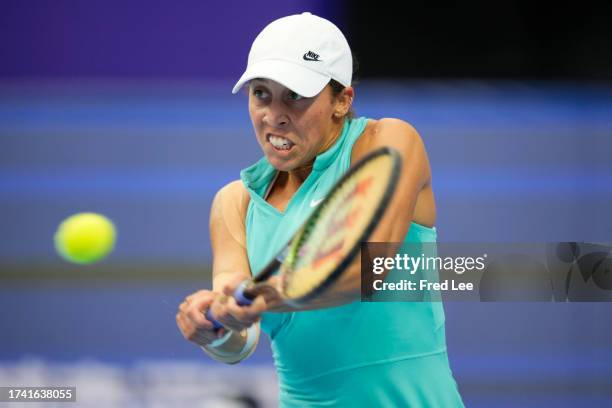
[54,212,116,264]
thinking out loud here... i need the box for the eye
[287,91,303,101]
[252,88,269,99]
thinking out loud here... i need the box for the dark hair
[329,54,359,119]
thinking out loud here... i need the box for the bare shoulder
[376,117,421,139]
[352,118,424,162]
[210,180,250,249]
[352,118,431,191]
[213,180,250,219]
[216,179,248,200]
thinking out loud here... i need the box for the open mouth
[267,134,295,151]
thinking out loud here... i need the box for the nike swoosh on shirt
[310,198,325,207]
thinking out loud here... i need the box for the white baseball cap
[232,12,353,98]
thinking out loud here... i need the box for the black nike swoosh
[303,54,321,61]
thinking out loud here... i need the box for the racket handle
[204,309,224,331]
[233,280,254,306]
[204,281,254,331]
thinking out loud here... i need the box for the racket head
[277,147,402,304]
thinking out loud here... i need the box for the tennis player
[177,12,464,407]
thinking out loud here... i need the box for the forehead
[249,78,330,98]
[249,78,290,90]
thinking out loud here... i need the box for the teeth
[269,135,294,150]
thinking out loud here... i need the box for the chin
[262,147,298,171]
[266,157,294,172]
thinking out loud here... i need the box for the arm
[210,180,252,291]
[176,180,262,363]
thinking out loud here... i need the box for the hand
[176,290,225,346]
[207,274,275,332]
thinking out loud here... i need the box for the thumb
[223,284,235,297]
[195,292,219,313]
[223,275,251,297]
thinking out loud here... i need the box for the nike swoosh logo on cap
[303,51,322,61]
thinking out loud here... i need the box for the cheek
[247,109,265,145]
[304,105,333,132]
[304,109,329,136]
[248,104,259,121]
[249,106,265,131]
[248,97,263,117]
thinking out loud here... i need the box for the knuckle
[188,310,204,326]
[192,313,207,327]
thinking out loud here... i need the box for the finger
[179,301,189,314]
[191,293,218,313]
[178,312,218,345]
[180,297,216,329]
[211,295,259,331]
[228,296,263,322]
[247,295,268,318]
[177,313,197,341]
[179,291,212,313]
[209,296,231,322]
[224,298,262,325]
[176,312,185,333]
[188,306,214,330]
[186,289,209,303]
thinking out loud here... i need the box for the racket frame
[244,146,402,305]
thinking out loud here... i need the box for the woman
[177,12,464,407]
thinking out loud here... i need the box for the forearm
[213,271,250,292]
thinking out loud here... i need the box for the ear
[334,86,354,117]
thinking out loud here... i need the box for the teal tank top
[240,117,463,407]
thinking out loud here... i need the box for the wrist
[201,323,260,364]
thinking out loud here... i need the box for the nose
[263,100,289,128]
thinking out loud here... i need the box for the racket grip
[233,280,254,306]
[204,281,253,331]
[204,309,224,331]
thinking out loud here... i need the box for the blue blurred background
[1,1,611,407]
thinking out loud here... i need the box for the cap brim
[232,60,330,98]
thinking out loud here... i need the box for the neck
[286,117,345,186]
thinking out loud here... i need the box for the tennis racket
[206,146,402,329]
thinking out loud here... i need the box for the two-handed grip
[204,280,253,331]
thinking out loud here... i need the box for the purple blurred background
[0,0,342,79]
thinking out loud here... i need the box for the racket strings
[281,154,397,299]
